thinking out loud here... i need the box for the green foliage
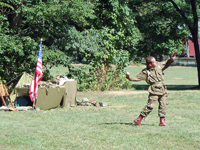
[0,2,14,10]
[0,0,94,85]
[68,64,132,91]
[63,0,140,91]
[1,0,199,90]
[133,0,189,60]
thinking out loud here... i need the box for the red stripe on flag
[29,43,43,102]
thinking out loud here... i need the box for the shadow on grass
[132,84,200,91]
[101,122,156,126]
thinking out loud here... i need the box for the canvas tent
[10,72,33,103]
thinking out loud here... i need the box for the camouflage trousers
[140,93,167,118]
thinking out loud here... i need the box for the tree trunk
[192,32,200,86]
[7,3,23,30]
[190,0,200,86]
[8,12,22,29]
[169,0,199,86]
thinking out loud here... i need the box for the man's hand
[126,72,130,79]
[170,52,177,61]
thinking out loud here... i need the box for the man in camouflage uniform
[126,52,176,126]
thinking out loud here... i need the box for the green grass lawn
[1,66,200,150]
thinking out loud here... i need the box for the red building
[184,37,200,57]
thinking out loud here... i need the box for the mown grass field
[1,66,200,150]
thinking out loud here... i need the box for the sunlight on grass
[1,66,200,149]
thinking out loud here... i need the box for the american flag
[29,42,43,102]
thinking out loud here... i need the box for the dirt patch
[103,91,148,95]
[77,90,148,96]
[77,89,199,96]
[127,64,145,67]
[127,65,194,68]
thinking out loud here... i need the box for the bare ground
[77,90,148,96]
[77,89,199,96]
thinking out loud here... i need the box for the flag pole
[30,38,43,109]
[33,38,43,109]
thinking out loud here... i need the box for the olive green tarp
[13,87,65,110]
[10,72,77,110]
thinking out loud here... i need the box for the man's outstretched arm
[163,52,177,70]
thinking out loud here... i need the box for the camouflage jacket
[128,59,174,95]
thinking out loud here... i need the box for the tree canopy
[131,0,200,85]
[0,0,199,90]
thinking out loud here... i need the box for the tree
[133,1,188,61]
[131,0,200,86]
[0,0,137,91]
[0,1,64,83]
[168,0,200,86]
[65,0,140,90]
[0,0,89,84]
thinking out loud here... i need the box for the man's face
[149,58,157,68]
